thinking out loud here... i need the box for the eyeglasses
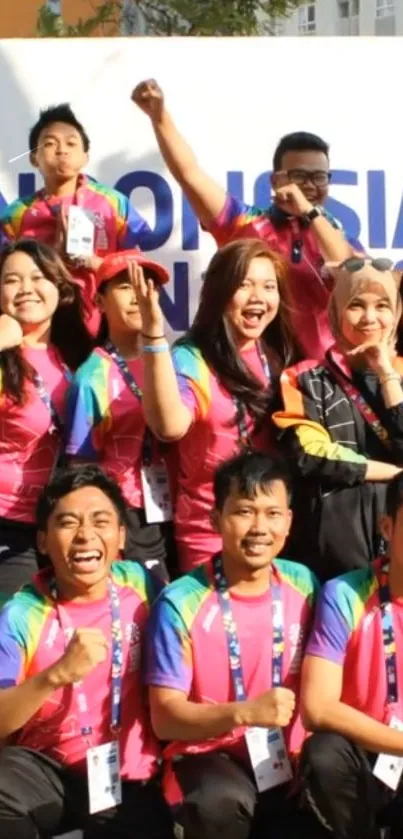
[340,257,394,274]
[277,169,331,187]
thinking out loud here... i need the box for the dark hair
[0,239,92,405]
[95,265,163,346]
[214,451,292,512]
[386,473,403,520]
[36,463,129,531]
[29,103,90,153]
[273,131,329,171]
[176,239,297,426]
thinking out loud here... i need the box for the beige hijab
[327,261,402,354]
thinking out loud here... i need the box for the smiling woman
[0,238,91,604]
[135,238,299,571]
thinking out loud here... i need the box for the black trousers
[0,517,45,604]
[172,752,326,839]
[301,731,403,839]
[0,746,174,839]
[124,507,178,582]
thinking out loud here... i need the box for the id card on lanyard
[49,578,123,813]
[373,562,403,790]
[104,341,172,523]
[213,555,292,791]
[234,343,271,453]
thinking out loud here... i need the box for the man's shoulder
[0,192,41,223]
[110,560,160,603]
[274,558,319,600]
[154,565,213,624]
[0,580,50,637]
[83,177,128,210]
[319,564,379,631]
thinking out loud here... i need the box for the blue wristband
[142,343,169,353]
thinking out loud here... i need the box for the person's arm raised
[132,79,226,230]
[132,263,192,441]
[302,655,403,756]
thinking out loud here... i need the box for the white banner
[0,36,402,334]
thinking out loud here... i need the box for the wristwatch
[303,206,323,224]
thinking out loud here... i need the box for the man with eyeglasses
[132,79,357,362]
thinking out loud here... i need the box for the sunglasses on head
[340,257,394,274]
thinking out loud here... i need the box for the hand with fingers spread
[131,79,165,124]
[0,315,24,352]
[130,261,165,339]
[46,628,109,688]
[274,183,314,217]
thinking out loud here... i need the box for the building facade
[272,0,402,37]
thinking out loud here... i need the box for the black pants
[0,746,174,839]
[124,507,177,581]
[172,752,325,839]
[0,518,45,604]
[301,731,403,839]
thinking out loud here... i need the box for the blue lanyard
[104,340,153,466]
[379,561,399,705]
[234,342,271,451]
[212,554,284,700]
[34,374,64,434]
[49,578,123,738]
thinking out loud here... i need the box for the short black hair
[213,452,292,512]
[29,103,90,153]
[273,131,329,171]
[36,464,128,531]
[386,472,403,521]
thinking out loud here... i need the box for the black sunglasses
[340,257,394,274]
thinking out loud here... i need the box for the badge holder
[86,739,122,814]
[67,205,95,258]
[245,726,293,792]
[373,716,403,791]
[141,461,173,524]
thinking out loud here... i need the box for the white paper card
[86,741,122,814]
[373,716,403,791]
[67,206,95,257]
[245,726,292,792]
[141,463,173,523]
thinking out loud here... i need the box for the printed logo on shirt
[92,212,109,251]
[45,619,60,649]
[363,605,379,633]
[202,604,220,633]
[288,623,304,674]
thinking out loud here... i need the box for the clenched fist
[0,314,24,352]
[132,79,165,123]
[275,184,313,217]
[246,687,296,728]
[46,628,109,688]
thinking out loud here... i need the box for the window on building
[338,0,359,16]
[298,3,316,34]
[376,0,395,17]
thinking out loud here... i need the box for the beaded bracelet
[142,343,169,353]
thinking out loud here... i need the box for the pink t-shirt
[66,348,148,509]
[172,341,274,571]
[307,559,403,722]
[0,345,69,523]
[147,559,318,772]
[0,176,151,337]
[0,561,161,778]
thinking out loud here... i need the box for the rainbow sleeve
[65,352,112,458]
[172,342,212,420]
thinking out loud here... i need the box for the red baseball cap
[95,249,170,290]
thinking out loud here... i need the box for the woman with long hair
[65,249,175,581]
[0,238,91,603]
[274,257,403,581]
[134,238,297,571]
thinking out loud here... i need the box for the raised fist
[132,79,165,123]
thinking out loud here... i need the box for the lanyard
[327,357,391,450]
[104,340,153,465]
[213,554,284,700]
[379,561,399,705]
[234,343,271,451]
[49,578,123,739]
